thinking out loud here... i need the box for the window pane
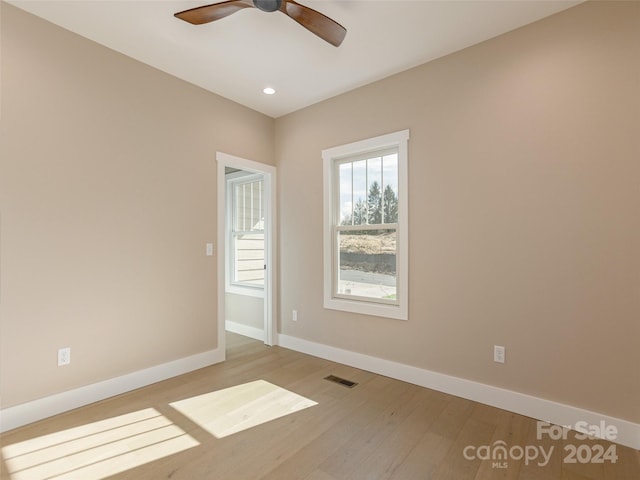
[234,184,244,231]
[337,229,397,302]
[234,180,264,232]
[250,181,263,230]
[382,154,398,224]
[339,163,353,225]
[352,160,367,225]
[235,233,264,286]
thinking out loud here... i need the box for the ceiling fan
[174,0,347,47]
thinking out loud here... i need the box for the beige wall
[275,1,639,423]
[0,4,274,407]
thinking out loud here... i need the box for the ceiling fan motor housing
[254,0,282,12]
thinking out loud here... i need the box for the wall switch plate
[206,243,214,256]
[292,310,298,322]
[494,345,505,364]
[58,347,71,366]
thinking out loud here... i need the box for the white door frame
[216,152,277,354]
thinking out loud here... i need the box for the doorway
[216,152,276,357]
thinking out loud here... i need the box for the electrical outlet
[58,347,71,366]
[206,243,214,256]
[494,345,505,364]
[292,310,298,322]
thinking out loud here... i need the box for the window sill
[226,284,265,298]
[324,296,407,321]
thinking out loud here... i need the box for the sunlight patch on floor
[169,379,318,439]
[1,408,198,480]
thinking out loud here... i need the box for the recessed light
[263,87,276,95]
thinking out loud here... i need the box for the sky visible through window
[339,152,398,225]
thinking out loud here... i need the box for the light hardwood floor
[1,332,638,480]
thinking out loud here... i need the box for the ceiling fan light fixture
[263,87,276,95]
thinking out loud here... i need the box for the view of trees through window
[336,152,398,302]
[341,181,398,226]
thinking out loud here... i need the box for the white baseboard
[278,334,640,450]
[226,320,265,342]
[0,348,224,433]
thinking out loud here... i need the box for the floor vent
[324,375,358,388]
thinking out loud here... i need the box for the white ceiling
[8,0,581,118]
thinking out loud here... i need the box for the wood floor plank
[388,431,454,480]
[603,440,640,480]
[221,376,392,480]
[304,469,341,480]
[317,382,424,479]
[432,416,497,480]
[427,394,476,440]
[561,434,606,480]
[473,409,531,480]
[517,418,564,480]
[342,388,448,480]
[259,375,392,480]
[561,471,599,480]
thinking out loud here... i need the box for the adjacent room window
[227,173,265,294]
[323,130,409,320]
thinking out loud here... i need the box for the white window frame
[322,129,409,320]
[225,171,265,298]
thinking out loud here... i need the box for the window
[227,173,265,295]
[323,130,409,320]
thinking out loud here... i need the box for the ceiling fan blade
[281,0,346,47]
[175,0,254,25]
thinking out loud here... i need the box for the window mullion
[365,159,369,225]
[350,162,354,226]
[337,223,398,232]
[240,184,245,232]
[259,180,262,229]
[381,157,385,224]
